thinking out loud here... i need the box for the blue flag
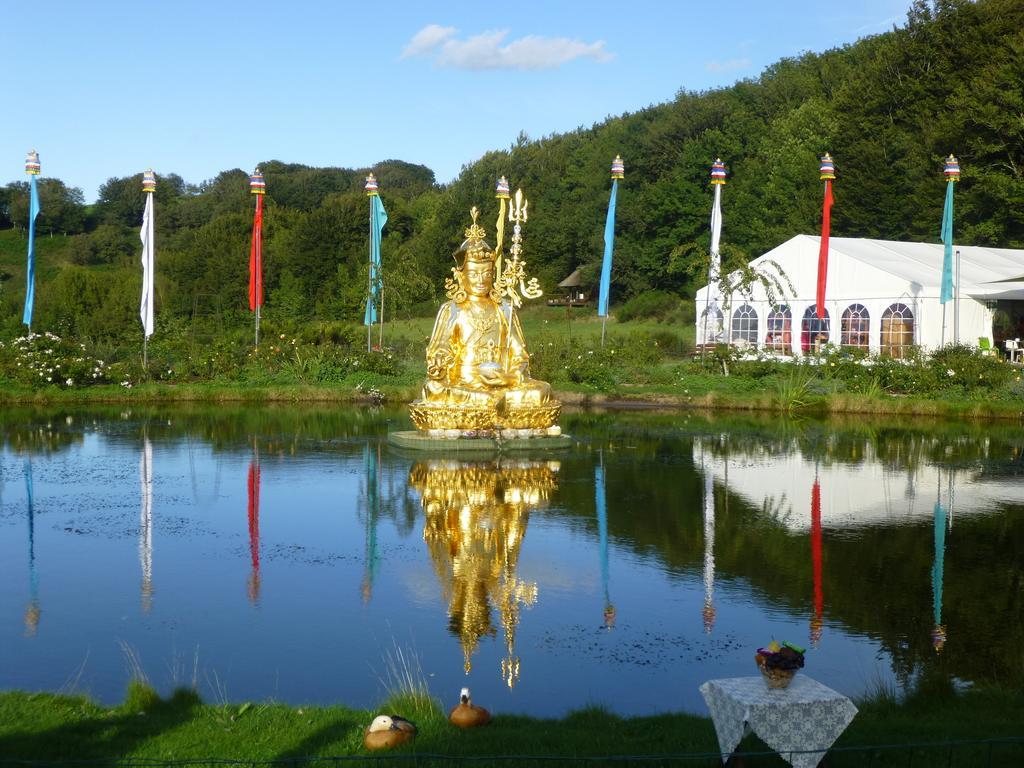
[23,176,41,327]
[598,179,618,317]
[364,195,388,326]
[940,181,954,304]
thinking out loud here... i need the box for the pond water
[1,405,1022,717]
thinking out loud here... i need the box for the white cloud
[401,24,457,59]
[705,58,751,74]
[401,25,611,71]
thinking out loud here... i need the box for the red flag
[248,195,263,311]
[815,180,833,319]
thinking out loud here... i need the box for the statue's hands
[477,365,513,387]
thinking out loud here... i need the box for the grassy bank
[1,681,1021,766]
[2,308,1022,421]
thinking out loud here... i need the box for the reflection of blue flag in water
[597,180,618,318]
[364,195,388,326]
[25,458,40,635]
[361,444,380,602]
[23,176,41,327]
[932,501,946,630]
[595,460,614,628]
[940,182,955,304]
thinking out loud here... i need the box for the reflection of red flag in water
[810,478,823,645]
[247,459,261,602]
[248,195,263,311]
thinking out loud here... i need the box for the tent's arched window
[700,304,725,344]
[765,305,792,352]
[841,304,871,350]
[881,303,915,358]
[801,306,831,355]
[731,304,758,345]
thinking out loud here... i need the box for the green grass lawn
[0,681,1021,766]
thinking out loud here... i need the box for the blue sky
[1,0,910,201]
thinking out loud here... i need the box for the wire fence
[2,738,1023,768]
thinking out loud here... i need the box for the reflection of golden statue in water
[412,459,558,688]
[409,188,561,433]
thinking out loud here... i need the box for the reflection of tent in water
[693,436,1023,530]
[246,449,261,604]
[139,437,154,613]
[413,460,557,688]
[24,458,40,637]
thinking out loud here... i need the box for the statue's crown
[458,206,496,263]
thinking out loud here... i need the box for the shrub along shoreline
[1,316,1022,421]
[0,681,1021,766]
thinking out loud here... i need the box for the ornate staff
[23,150,41,333]
[494,176,510,281]
[702,158,727,358]
[140,170,156,367]
[499,188,542,372]
[249,168,266,348]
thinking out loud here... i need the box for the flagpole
[140,170,156,369]
[704,159,727,363]
[364,174,386,352]
[249,168,266,350]
[816,154,836,324]
[23,150,41,335]
[598,156,624,347]
[940,155,960,349]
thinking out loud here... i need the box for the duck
[363,714,417,750]
[449,687,491,729]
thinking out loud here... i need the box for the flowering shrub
[0,333,110,388]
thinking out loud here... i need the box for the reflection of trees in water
[410,460,557,688]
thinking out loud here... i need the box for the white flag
[708,183,722,294]
[140,437,153,609]
[140,194,155,338]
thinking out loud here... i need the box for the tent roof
[557,268,584,288]
[744,235,1024,300]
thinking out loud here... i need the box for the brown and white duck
[449,687,491,729]
[363,714,417,750]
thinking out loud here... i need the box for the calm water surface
[1,406,1021,716]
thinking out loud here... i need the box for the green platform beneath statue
[388,430,572,453]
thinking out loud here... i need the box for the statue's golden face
[465,261,495,297]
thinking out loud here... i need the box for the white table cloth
[699,675,858,768]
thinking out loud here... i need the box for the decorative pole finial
[610,155,624,180]
[495,176,510,199]
[365,173,379,196]
[819,153,836,181]
[944,154,960,182]
[250,167,266,195]
[25,150,40,175]
[710,158,727,185]
[142,169,157,194]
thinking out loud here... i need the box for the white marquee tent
[694,235,1024,355]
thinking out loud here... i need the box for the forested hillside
[1,0,1021,342]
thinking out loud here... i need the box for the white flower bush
[0,333,111,389]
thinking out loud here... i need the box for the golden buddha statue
[409,192,561,433]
